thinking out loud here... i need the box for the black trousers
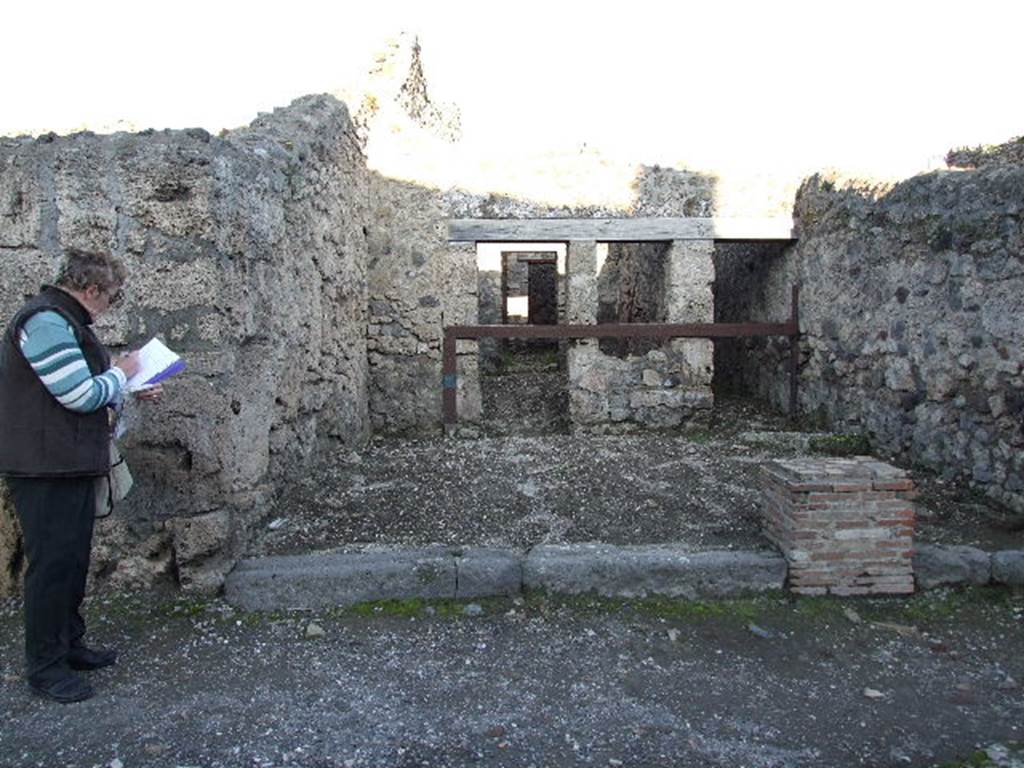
[8,476,96,684]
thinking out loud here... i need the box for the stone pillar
[665,239,715,404]
[444,242,482,428]
[565,240,606,429]
[476,245,503,373]
[565,240,598,325]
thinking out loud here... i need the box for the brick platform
[760,457,916,596]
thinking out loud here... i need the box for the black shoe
[29,673,94,704]
[68,646,117,671]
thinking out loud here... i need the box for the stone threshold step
[224,545,788,611]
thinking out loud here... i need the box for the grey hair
[55,248,127,293]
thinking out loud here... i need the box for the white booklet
[125,338,186,392]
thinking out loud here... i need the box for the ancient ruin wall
[419,170,716,435]
[365,175,479,435]
[570,238,714,433]
[716,156,1024,513]
[947,136,1024,170]
[598,242,669,356]
[0,95,370,593]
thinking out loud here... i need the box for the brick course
[760,457,916,595]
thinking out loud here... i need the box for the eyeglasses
[105,286,124,306]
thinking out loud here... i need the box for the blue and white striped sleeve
[18,310,126,413]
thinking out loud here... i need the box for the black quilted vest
[0,286,112,477]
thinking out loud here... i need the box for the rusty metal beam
[441,285,802,429]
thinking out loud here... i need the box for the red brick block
[873,479,915,491]
[761,457,916,597]
[832,482,873,493]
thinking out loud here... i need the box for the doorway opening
[476,242,569,435]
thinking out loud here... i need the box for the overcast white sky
[4,0,1022,177]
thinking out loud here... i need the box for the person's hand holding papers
[125,338,185,394]
[112,351,161,401]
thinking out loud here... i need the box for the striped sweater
[18,310,125,413]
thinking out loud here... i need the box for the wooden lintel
[448,217,795,243]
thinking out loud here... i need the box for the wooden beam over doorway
[448,217,795,242]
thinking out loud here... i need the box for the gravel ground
[7,389,1020,767]
[256,398,1021,558]
[1,587,1022,768]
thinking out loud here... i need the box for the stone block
[129,260,222,312]
[456,549,523,598]
[224,548,457,611]
[0,149,43,249]
[992,550,1024,586]
[523,544,786,599]
[0,250,63,327]
[913,544,992,589]
[665,239,714,323]
[0,481,25,597]
[167,509,232,565]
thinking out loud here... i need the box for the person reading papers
[0,248,174,703]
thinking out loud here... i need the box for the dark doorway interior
[527,260,557,326]
[597,242,669,358]
[477,246,569,435]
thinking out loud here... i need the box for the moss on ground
[335,596,513,619]
[65,584,1022,636]
[680,428,715,444]
[808,433,872,456]
[936,742,1024,767]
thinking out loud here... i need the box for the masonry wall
[365,176,479,435]
[712,241,791,394]
[0,95,371,593]
[598,242,668,357]
[569,240,712,434]
[434,168,717,434]
[716,151,1024,513]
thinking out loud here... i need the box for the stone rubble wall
[365,175,479,435]
[568,240,713,431]
[946,136,1024,170]
[712,241,792,394]
[598,242,668,356]
[476,252,504,374]
[566,238,714,433]
[368,170,718,437]
[0,95,371,594]
[717,150,1024,513]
